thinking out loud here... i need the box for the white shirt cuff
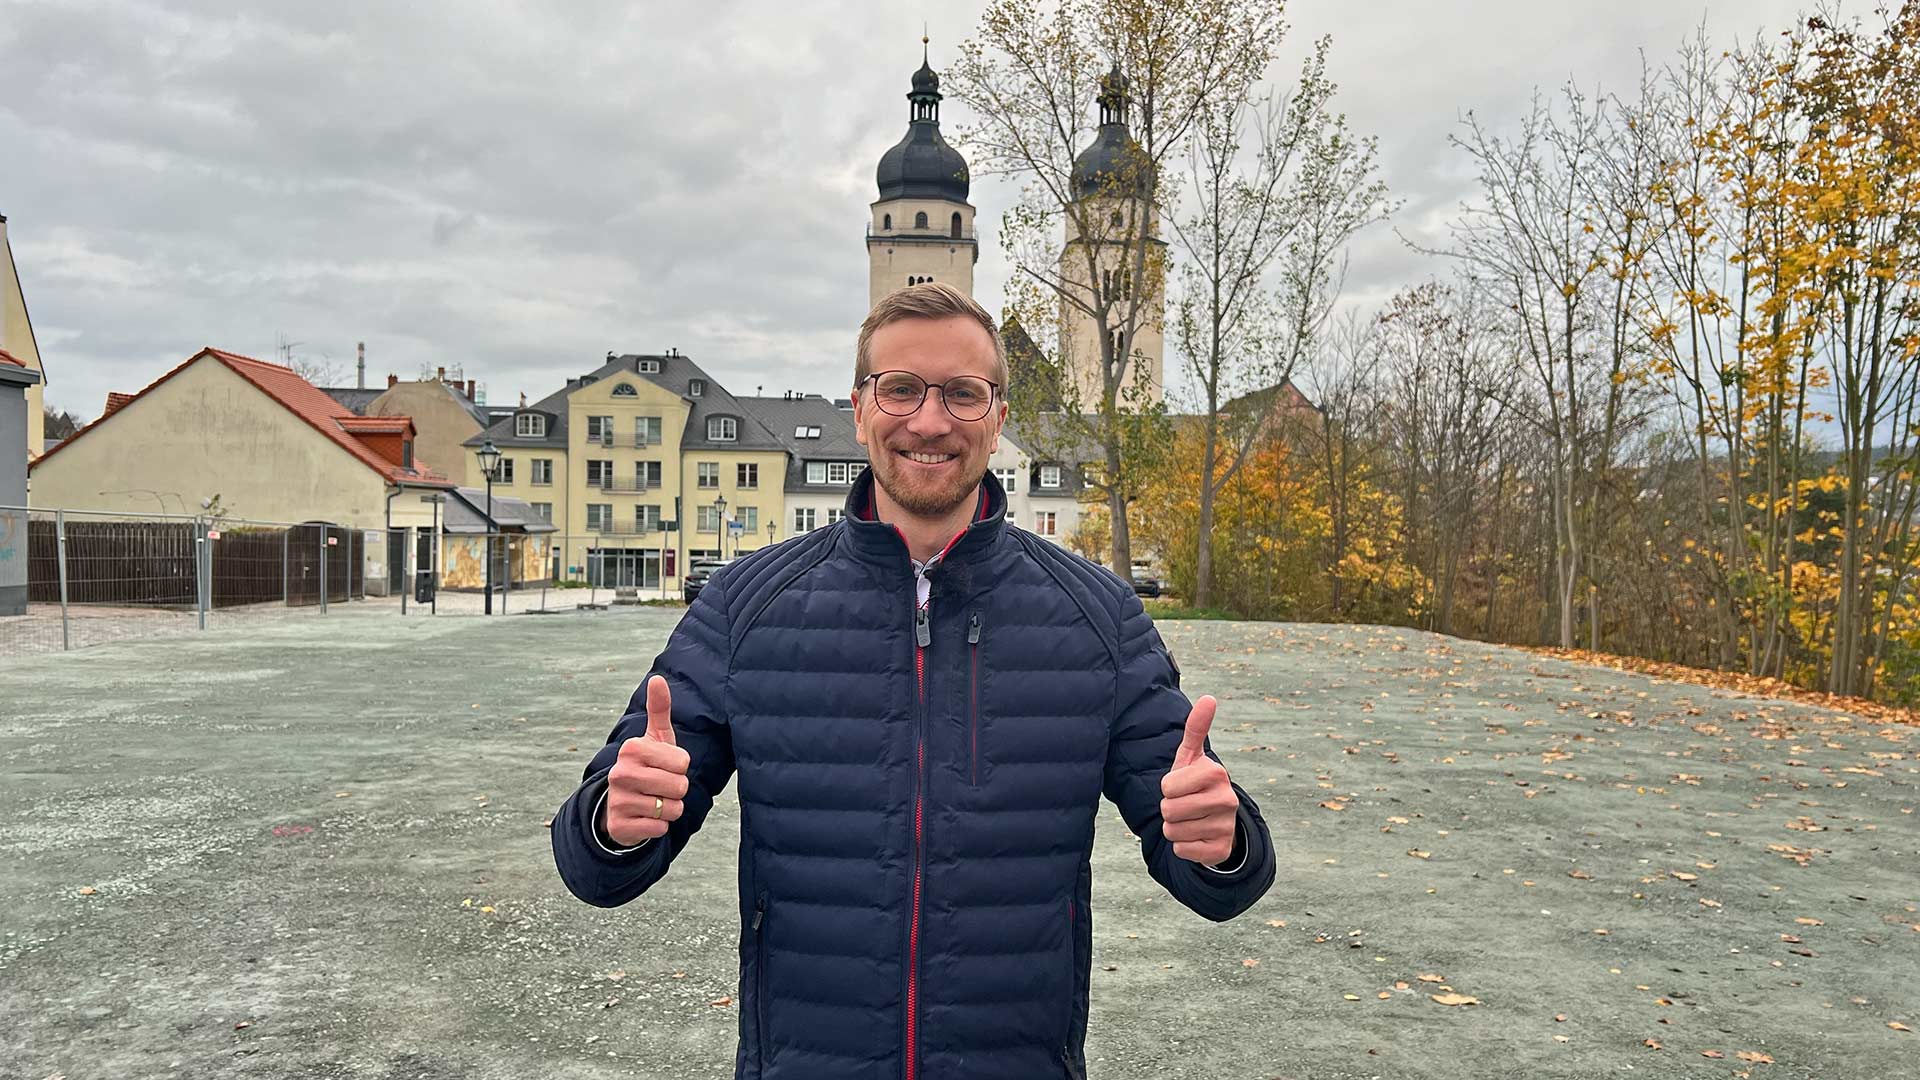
[591,786,655,857]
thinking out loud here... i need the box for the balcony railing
[584,433,660,449]
[593,479,655,494]
[590,521,668,535]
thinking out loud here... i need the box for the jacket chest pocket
[963,612,1112,799]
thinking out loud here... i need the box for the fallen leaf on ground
[1430,993,1480,1006]
[1736,1051,1775,1063]
[76,886,96,896]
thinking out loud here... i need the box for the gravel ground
[0,611,1914,1079]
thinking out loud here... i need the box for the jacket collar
[843,466,1008,565]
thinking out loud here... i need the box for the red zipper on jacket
[901,524,969,1080]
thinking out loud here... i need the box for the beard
[871,444,986,518]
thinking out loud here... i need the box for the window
[826,508,845,525]
[635,416,662,445]
[707,415,736,441]
[883,213,892,230]
[696,505,721,532]
[794,507,817,532]
[611,383,637,397]
[636,504,663,531]
[736,506,758,533]
[688,548,721,563]
[515,413,545,438]
[402,439,414,469]
[1035,510,1058,536]
[690,379,706,398]
[806,461,827,484]
[494,458,514,484]
[794,424,822,439]
[635,461,662,488]
[951,211,962,238]
[697,462,719,489]
[586,504,612,531]
[1005,509,1017,528]
[586,415,614,444]
[993,467,1018,493]
[915,211,928,228]
[737,463,758,488]
[638,358,660,373]
[827,461,850,484]
[587,459,613,487]
[531,458,553,485]
[1040,465,1062,489]
[530,502,552,522]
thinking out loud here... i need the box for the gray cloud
[2,0,1810,419]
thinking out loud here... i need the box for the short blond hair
[855,282,1009,389]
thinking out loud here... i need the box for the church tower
[1059,65,1164,406]
[868,41,978,305]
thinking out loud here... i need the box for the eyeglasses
[861,370,1000,422]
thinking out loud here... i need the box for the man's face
[854,315,1007,519]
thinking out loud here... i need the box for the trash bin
[415,571,437,604]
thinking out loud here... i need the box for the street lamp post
[766,520,775,550]
[477,439,501,615]
[714,494,728,562]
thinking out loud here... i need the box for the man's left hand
[1159,695,1239,866]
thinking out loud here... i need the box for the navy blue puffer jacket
[553,468,1275,1079]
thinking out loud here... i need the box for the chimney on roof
[356,342,366,389]
[607,350,615,362]
[465,379,475,401]
[387,373,398,388]
[519,391,527,407]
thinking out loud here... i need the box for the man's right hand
[603,675,691,847]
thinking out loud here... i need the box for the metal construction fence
[0,505,690,656]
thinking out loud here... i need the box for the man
[552,283,1275,1079]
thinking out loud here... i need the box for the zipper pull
[915,604,930,648]
[967,611,981,644]
[752,900,765,931]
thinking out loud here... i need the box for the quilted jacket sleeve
[552,576,737,908]
[1102,595,1276,922]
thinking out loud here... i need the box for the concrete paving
[0,612,1914,1079]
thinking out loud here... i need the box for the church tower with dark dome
[867,40,978,305]
[1059,64,1164,405]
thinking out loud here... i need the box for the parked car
[1129,562,1163,598]
[682,558,733,603]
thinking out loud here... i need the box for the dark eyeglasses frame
[859,370,1002,422]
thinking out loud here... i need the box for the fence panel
[0,510,701,657]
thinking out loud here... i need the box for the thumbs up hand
[604,675,693,847]
[1159,695,1238,866]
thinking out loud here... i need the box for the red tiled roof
[0,348,23,367]
[32,347,453,488]
[103,391,135,416]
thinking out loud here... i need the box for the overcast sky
[2,0,1812,421]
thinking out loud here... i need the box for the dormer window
[638,359,660,373]
[515,413,546,438]
[707,415,737,441]
[402,439,414,468]
[611,383,637,397]
[690,378,706,397]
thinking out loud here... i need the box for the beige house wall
[682,448,789,560]
[1,218,45,457]
[367,380,482,486]
[29,355,395,526]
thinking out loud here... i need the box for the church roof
[876,51,970,203]
[1071,65,1153,201]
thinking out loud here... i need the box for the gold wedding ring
[652,795,664,819]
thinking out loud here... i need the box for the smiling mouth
[898,450,957,465]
